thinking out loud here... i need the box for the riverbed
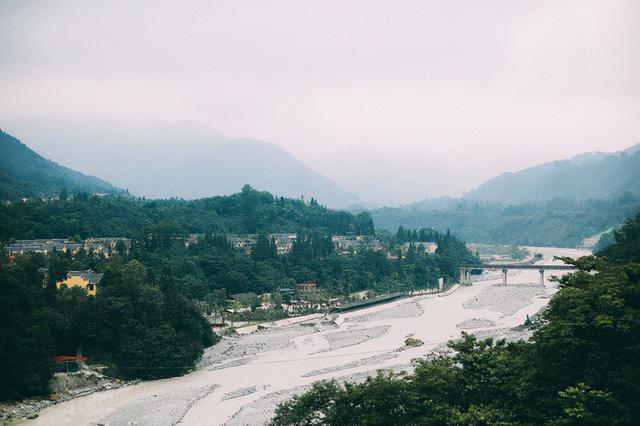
[25,246,588,426]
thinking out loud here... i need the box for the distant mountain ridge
[0,129,117,200]
[4,118,357,208]
[464,144,640,204]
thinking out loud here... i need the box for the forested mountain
[3,118,357,208]
[0,130,117,200]
[371,194,640,247]
[0,185,372,240]
[465,144,640,204]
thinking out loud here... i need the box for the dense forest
[0,185,373,239]
[371,193,640,247]
[272,211,640,425]
[132,224,475,298]
[0,188,477,401]
[0,256,215,400]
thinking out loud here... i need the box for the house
[401,242,438,255]
[270,233,297,255]
[297,283,318,297]
[331,235,382,254]
[5,237,130,259]
[228,236,256,255]
[83,237,131,257]
[6,239,68,255]
[56,270,103,296]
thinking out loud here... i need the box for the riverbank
[23,246,588,426]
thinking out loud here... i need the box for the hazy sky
[1,0,639,205]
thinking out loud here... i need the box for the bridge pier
[457,264,575,287]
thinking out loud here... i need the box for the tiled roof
[67,270,103,285]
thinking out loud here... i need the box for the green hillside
[465,144,640,204]
[0,129,117,200]
[371,195,640,247]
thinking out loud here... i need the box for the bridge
[458,263,576,285]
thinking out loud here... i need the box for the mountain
[0,129,117,200]
[464,144,640,204]
[3,118,357,208]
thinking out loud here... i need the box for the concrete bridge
[458,263,576,286]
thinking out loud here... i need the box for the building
[277,287,296,296]
[83,237,131,257]
[401,242,438,255]
[228,236,256,255]
[297,282,318,297]
[331,235,382,254]
[270,233,297,255]
[6,239,68,256]
[56,270,103,296]
[5,237,130,260]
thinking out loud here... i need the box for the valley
[24,247,586,425]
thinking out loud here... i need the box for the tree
[597,212,640,263]
[272,217,640,425]
[252,233,275,261]
[0,257,56,400]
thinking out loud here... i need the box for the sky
[1,0,639,205]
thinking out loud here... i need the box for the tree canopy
[272,211,640,425]
[0,185,374,240]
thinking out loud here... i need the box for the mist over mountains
[0,129,117,200]
[369,143,640,247]
[3,118,357,208]
[464,144,640,204]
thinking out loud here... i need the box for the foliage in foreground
[0,256,215,400]
[597,211,640,264]
[272,213,640,425]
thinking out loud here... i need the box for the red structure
[296,282,317,297]
[52,356,88,362]
[53,355,88,373]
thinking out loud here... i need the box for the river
[25,246,589,425]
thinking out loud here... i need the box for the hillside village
[4,233,442,331]
[5,234,426,259]
[5,237,131,260]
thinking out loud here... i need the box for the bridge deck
[460,264,575,270]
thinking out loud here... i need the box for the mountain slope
[0,129,117,200]
[4,118,357,208]
[465,144,640,204]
